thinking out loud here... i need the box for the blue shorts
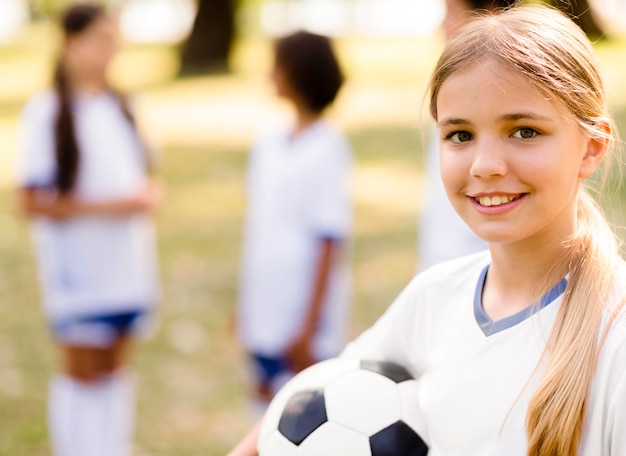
[52,309,151,348]
[250,353,294,392]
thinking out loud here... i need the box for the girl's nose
[469,138,507,179]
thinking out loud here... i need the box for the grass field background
[0,23,625,455]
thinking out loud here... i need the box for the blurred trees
[178,0,609,74]
[22,0,608,72]
[179,0,237,74]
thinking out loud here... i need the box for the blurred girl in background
[237,31,353,415]
[17,4,159,455]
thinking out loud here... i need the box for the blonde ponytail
[428,6,625,455]
[526,189,622,455]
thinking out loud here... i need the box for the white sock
[48,372,135,456]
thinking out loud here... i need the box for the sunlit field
[0,21,625,455]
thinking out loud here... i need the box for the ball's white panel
[397,380,429,443]
[325,370,401,435]
[260,393,289,448]
[258,430,299,456]
[298,422,372,456]
[260,357,360,446]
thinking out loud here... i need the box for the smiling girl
[229,5,626,456]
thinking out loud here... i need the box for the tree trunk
[549,0,605,39]
[180,0,236,75]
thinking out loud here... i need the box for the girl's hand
[286,329,315,373]
[19,180,165,220]
[19,189,77,221]
[129,180,163,212]
[227,422,262,456]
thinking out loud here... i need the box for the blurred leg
[49,335,135,456]
[248,353,295,419]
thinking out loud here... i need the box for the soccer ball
[258,357,428,456]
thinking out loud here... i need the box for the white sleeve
[341,277,421,373]
[306,135,352,240]
[16,95,57,189]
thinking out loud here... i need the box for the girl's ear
[578,122,610,179]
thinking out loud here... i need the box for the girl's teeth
[477,195,517,206]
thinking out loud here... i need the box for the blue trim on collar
[474,266,567,337]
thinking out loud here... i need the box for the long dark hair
[54,4,147,194]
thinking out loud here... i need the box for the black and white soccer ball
[258,357,429,456]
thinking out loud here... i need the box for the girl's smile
[468,192,527,215]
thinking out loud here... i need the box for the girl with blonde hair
[229,5,626,455]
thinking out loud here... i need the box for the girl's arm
[287,238,338,372]
[227,422,261,456]
[19,180,162,220]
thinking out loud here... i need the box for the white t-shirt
[418,127,486,271]
[343,251,626,455]
[17,90,159,322]
[238,120,353,359]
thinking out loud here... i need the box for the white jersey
[17,90,159,322]
[238,120,353,359]
[343,251,626,455]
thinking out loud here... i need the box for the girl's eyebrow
[438,117,470,127]
[501,112,552,122]
[438,112,553,127]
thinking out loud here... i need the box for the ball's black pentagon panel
[278,389,328,446]
[369,420,429,456]
[360,360,414,384]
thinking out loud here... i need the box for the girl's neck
[72,79,108,97]
[290,103,322,139]
[484,237,571,321]
[65,68,108,97]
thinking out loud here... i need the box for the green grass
[0,26,625,455]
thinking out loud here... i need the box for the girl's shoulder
[22,90,59,122]
[597,259,626,356]
[298,120,352,165]
[416,250,491,283]
[308,119,350,145]
[404,250,491,302]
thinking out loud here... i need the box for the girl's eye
[447,131,473,144]
[513,128,538,139]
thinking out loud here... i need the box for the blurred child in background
[237,31,353,414]
[17,4,159,455]
[417,0,517,271]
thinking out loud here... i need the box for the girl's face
[63,16,118,81]
[436,59,606,250]
[271,62,297,102]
